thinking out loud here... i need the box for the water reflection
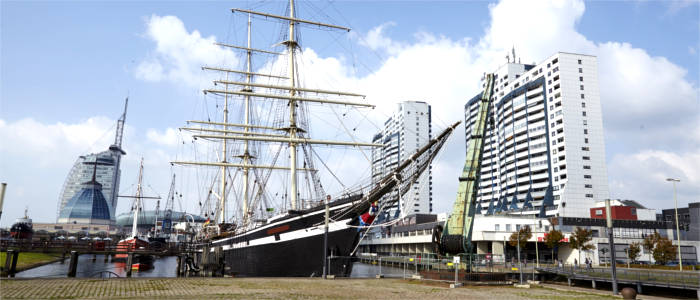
[16,255,178,278]
[350,262,412,278]
[17,257,408,279]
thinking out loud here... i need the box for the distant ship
[172,1,458,277]
[10,208,33,240]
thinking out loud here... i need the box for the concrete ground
[0,277,656,300]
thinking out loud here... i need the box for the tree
[569,227,594,264]
[508,226,533,262]
[642,232,660,263]
[543,229,565,263]
[627,242,641,263]
[652,236,677,265]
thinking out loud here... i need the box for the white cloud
[128,0,698,214]
[135,15,240,87]
[146,127,180,147]
[608,149,700,208]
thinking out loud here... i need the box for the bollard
[67,251,79,277]
[61,251,66,264]
[592,280,596,289]
[125,253,133,278]
[9,250,19,277]
[636,282,642,295]
[567,278,572,286]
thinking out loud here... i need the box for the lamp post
[605,199,619,295]
[666,178,682,271]
[517,229,523,285]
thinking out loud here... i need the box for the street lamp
[666,178,682,271]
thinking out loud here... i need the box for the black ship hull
[208,194,368,277]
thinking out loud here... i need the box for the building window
[583,165,591,169]
[578,59,582,64]
[580,85,584,90]
[583,156,590,160]
[506,224,512,232]
[582,147,590,151]
[582,111,587,117]
[581,94,585,99]
[584,175,592,179]
[583,120,588,126]
[585,184,593,188]
[584,129,588,134]
[584,138,589,143]
[581,102,586,108]
[585,194,594,198]
[579,76,584,82]
[495,224,500,231]
[579,68,583,73]
[595,209,603,215]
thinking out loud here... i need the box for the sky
[1,0,698,227]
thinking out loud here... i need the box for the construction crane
[163,174,176,234]
[435,73,495,256]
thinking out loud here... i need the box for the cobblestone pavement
[0,278,623,299]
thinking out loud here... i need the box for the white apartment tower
[464,52,609,218]
[372,101,433,218]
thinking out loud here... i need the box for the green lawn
[0,252,62,271]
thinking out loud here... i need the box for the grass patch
[0,252,61,270]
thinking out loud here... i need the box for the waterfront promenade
[1,277,634,299]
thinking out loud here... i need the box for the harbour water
[16,255,178,278]
[14,256,407,279]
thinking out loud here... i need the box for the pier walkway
[536,265,700,297]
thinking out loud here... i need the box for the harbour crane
[435,73,495,257]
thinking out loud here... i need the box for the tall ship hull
[213,195,363,277]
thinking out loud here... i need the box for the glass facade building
[57,177,112,225]
[57,149,123,223]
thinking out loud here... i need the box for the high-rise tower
[372,101,433,218]
[464,53,609,218]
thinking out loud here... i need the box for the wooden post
[9,250,19,277]
[176,255,182,277]
[126,253,133,277]
[3,250,14,277]
[67,251,79,277]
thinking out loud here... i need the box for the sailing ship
[172,1,458,277]
[114,159,156,271]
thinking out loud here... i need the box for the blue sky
[1,0,698,226]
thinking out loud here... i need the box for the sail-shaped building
[57,99,128,224]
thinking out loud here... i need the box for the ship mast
[242,14,252,223]
[132,158,143,238]
[173,2,381,222]
[287,0,298,210]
